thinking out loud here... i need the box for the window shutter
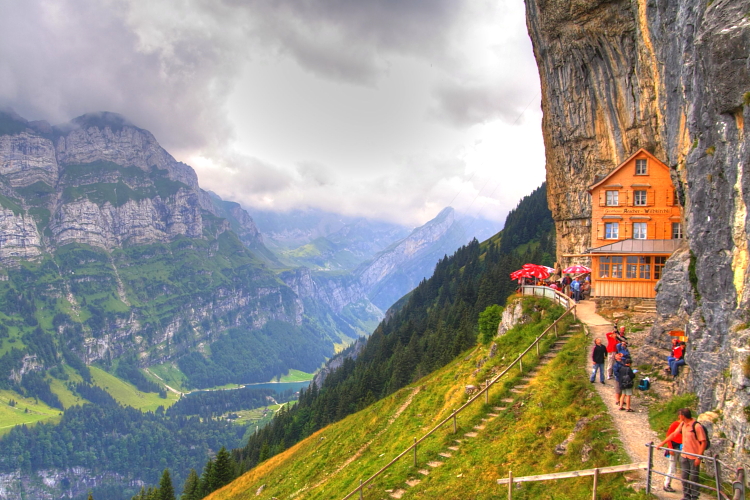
[626,190,633,207]
[619,189,627,206]
[599,191,606,207]
[648,189,655,206]
[648,222,656,239]
[597,223,603,240]
[666,189,673,206]
[623,223,629,238]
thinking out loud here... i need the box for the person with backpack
[617,358,635,412]
[661,419,683,493]
[658,408,708,500]
[605,328,618,379]
[612,352,624,405]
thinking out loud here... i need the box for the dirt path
[576,301,681,499]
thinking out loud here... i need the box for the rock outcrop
[526,0,750,463]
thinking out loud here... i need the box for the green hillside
[207,299,646,500]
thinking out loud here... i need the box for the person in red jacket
[605,328,618,379]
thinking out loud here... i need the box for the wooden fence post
[732,467,745,500]
[413,438,417,467]
[714,454,722,499]
[646,442,653,494]
[485,383,489,404]
[453,409,457,434]
[519,358,523,373]
[536,339,540,356]
[554,324,558,338]
[592,467,599,500]
[508,470,513,499]
[359,479,363,500]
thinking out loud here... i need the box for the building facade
[587,149,684,298]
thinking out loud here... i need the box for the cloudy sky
[0,0,544,227]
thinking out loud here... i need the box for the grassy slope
[0,389,61,436]
[90,366,179,411]
[277,369,314,382]
[209,310,651,500]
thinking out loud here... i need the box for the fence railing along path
[497,440,747,499]
[340,288,577,500]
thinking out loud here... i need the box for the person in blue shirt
[617,341,631,359]
[570,277,582,303]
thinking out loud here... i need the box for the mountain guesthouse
[587,149,685,298]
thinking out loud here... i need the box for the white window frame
[605,222,619,240]
[672,222,683,239]
[605,190,619,206]
[634,190,647,206]
[633,222,647,239]
[635,159,648,175]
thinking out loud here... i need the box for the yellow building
[588,149,685,298]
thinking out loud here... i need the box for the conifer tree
[199,459,216,497]
[159,469,175,500]
[213,446,235,489]
[87,493,94,500]
[180,469,200,500]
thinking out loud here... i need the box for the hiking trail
[576,300,681,500]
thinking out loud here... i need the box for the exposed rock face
[526,0,750,463]
[497,299,528,337]
[0,132,59,187]
[312,337,367,389]
[0,111,267,261]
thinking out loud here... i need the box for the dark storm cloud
[243,0,463,85]
[0,0,467,152]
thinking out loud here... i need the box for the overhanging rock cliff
[526,0,750,463]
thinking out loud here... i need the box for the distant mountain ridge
[0,110,373,385]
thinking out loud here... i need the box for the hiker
[670,341,686,377]
[657,408,708,500]
[561,274,572,297]
[605,328,618,379]
[616,340,630,360]
[617,325,628,342]
[571,277,581,303]
[617,357,635,412]
[612,352,624,405]
[581,279,591,300]
[662,419,683,493]
[590,338,607,384]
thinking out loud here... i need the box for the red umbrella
[510,269,533,280]
[563,264,592,274]
[522,263,551,279]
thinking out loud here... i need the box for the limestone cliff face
[0,111,265,260]
[526,0,750,462]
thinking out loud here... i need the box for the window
[639,257,651,279]
[626,256,639,279]
[633,222,647,239]
[654,256,667,280]
[599,257,610,278]
[672,222,683,239]
[636,159,647,175]
[634,190,647,206]
[611,256,623,278]
[605,222,619,239]
[606,190,619,206]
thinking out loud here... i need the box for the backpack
[620,369,634,389]
[691,421,711,451]
[638,379,650,391]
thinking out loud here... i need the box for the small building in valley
[587,149,684,298]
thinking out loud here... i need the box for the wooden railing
[496,443,747,499]
[520,285,575,311]
[340,299,577,500]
